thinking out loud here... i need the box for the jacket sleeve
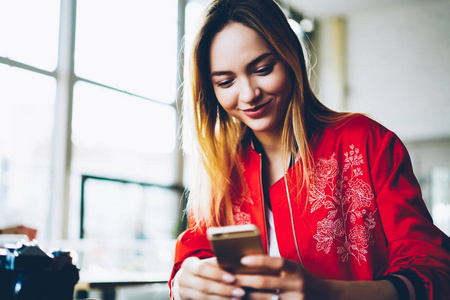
[369,128,450,299]
[168,218,214,298]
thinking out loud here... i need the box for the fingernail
[241,256,253,264]
[232,288,245,297]
[222,273,235,282]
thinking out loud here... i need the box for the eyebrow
[210,52,275,77]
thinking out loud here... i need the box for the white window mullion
[49,0,77,240]
[175,0,187,187]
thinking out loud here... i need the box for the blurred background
[0,0,449,299]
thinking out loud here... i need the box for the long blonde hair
[186,0,352,229]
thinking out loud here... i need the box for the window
[0,0,60,71]
[429,166,450,235]
[1,0,186,281]
[69,0,183,278]
[0,65,56,236]
[74,0,178,103]
[0,0,60,238]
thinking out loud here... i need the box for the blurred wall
[307,0,450,234]
[313,0,450,142]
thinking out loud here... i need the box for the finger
[245,291,279,300]
[177,285,243,300]
[177,261,245,298]
[235,273,282,291]
[183,257,236,283]
[240,255,284,271]
[247,290,305,300]
[236,270,306,293]
[280,259,303,275]
[279,291,306,300]
[178,271,246,298]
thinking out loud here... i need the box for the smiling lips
[242,100,272,118]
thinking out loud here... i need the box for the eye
[217,79,234,88]
[255,63,274,75]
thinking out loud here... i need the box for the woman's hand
[172,256,246,300]
[235,255,331,300]
[235,255,398,300]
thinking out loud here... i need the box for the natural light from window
[0,0,60,71]
[0,64,56,236]
[75,0,178,104]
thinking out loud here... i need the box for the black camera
[0,243,79,300]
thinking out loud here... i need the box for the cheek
[268,64,293,96]
[214,88,238,111]
[261,75,291,95]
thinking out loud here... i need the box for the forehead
[209,22,272,72]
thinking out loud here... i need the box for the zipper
[283,174,304,267]
[259,153,270,253]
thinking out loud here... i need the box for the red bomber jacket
[170,115,450,299]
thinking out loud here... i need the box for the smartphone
[207,224,267,274]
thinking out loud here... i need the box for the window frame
[0,0,187,240]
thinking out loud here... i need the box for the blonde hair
[186,0,353,229]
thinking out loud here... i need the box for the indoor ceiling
[282,0,431,17]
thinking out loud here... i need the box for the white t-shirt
[266,207,281,257]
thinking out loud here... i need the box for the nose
[239,77,261,103]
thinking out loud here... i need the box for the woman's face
[209,22,292,138]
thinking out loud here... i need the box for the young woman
[170,0,450,299]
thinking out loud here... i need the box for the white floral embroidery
[309,144,376,265]
[233,206,252,225]
[232,184,253,225]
